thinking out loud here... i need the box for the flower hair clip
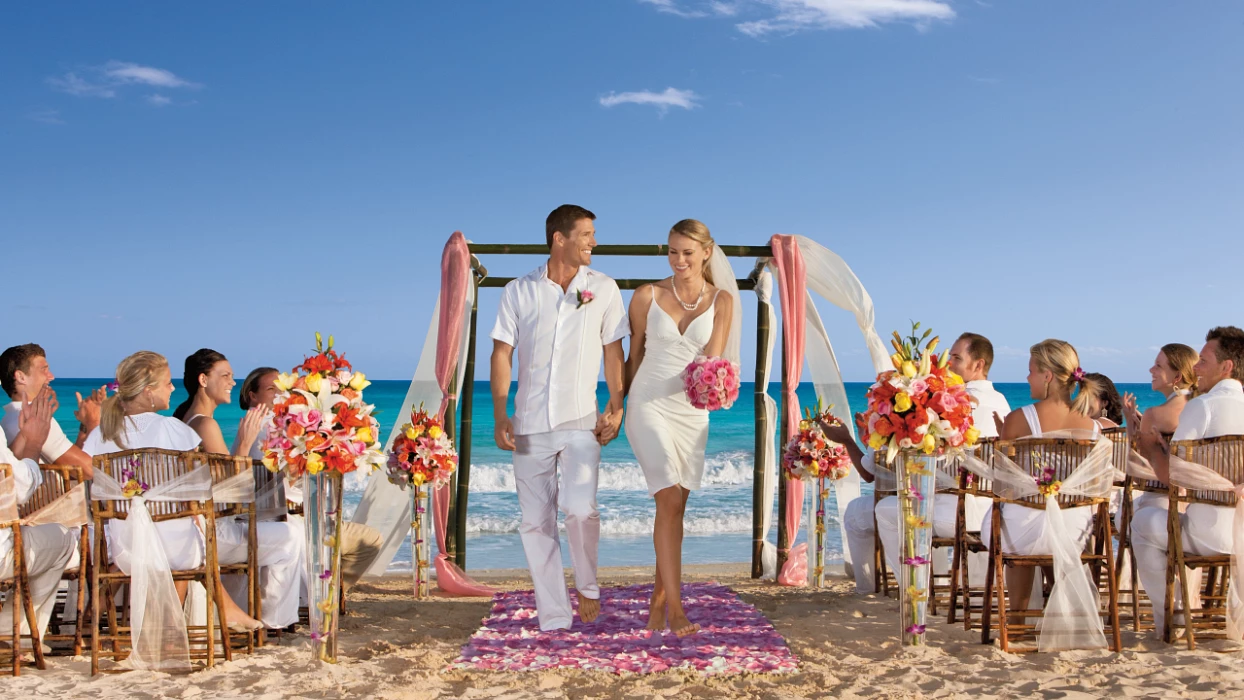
[1071,367,1087,383]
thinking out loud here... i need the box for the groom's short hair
[546,204,596,249]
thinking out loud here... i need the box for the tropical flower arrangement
[858,322,980,465]
[260,332,386,480]
[781,403,851,482]
[683,355,741,411]
[1035,452,1062,498]
[387,404,458,490]
[120,456,149,498]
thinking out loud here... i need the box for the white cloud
[599,87,701,112]
[48,61,200,99]
[28,108,65,125]
[639,0,955,34]
[146,94,172,106]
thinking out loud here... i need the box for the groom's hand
[594,405,623,446]
[494,415,516,451]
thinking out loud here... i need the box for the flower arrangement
[260,332,386,480]
[120,456,149,498]
[859,322,979,465]
[683,355,741,411]
[387,404,458,490]
[1035,452,1062,498]
[781,403,851,482]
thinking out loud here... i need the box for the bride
[624,219,737,638]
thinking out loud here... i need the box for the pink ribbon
[770,234,808,586]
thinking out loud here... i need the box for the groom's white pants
[513,429,601,631]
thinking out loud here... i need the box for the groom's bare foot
[668,614,700,639]
[577,592,600,624]
[646,592,667,631]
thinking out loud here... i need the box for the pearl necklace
[670,277,706,311]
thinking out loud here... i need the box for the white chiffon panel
[707,246,743,366]
[755,268,780,578]
[22,483,89,528]
[356,275,474,576]
[1168,449,1244,640]
[90,464,214,672]
[0,472,21,524]
[962,433,1114,652]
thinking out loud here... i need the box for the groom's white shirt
[491,263,629,435]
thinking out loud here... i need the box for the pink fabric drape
[433,232,495,596]
[771,234,809,586]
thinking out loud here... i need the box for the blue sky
[3,1,1241,383]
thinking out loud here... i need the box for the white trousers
[1132,502,1232,634]
[979,503,1095,556]
[513,430,601,631]
[875,493,992,588]
[843,496,878,592]
[217,518,302,629]
[0,524,76,636]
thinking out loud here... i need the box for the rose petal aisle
[451,583,798,675]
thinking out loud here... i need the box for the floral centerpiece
[859,322,978,646]
[121,456,150,498]
[260,332,385,663]
[387,404,458,599]
[782,402,852,587]
[683,355,741,411]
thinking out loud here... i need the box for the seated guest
[82,350,262,631]
[1121,343,1198,517]
[871,332,1011,588]
[0,343,105,476]
[1085,372,1124,427]
[174,350,301,631]
[236,367,384,594]
[0,402,76,639]
[983,339,1105,613]
[1134,326,1244,636]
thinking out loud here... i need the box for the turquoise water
[45,379,1164,572]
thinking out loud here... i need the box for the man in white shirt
[1134,325,1244,636]
[847,332,1011,592]
[490,205,628,631]
[1,343,105,477]
[0,413,76,642]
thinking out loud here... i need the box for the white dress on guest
[82,413,206,573]
[979,405,1098,556]
[625,287,719,495]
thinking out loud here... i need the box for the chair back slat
[1172,435,1244,507]
[1000,437,1101,508]
[90,448,208,520]
[967,438,997,495]
[201,453,252,517]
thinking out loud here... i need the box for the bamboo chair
[17,464,90,656]
[980,437,1122,652]
[948,438,997,629]
[89,448,230,674]
[1115,431,1172,633]
[1166,435,1244,650]
[203,453,260,653]
[930,456,964,618]
[873,462,898,597]
[0,464,46,676]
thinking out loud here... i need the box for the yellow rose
[274,373,297,392]
[356,427,374,445]
[404,425,418,440]
[427,425,444,440]
[262,454,279,473]
[868,432,886,449]
[306,452,325,475]
[305,372,324,393]
[894,392,913,412]
[901,361,917,378]
[965,426,981,445]
[348,372,371,391]
[920,433,936,454]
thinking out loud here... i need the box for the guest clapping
[1,343,103,476]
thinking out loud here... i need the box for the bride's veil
[708,244,743,365]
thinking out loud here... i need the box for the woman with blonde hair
[83,350,262,631]
[982,339,1106,612]
[625,219,737,638]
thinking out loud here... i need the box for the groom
[490,204,629,631]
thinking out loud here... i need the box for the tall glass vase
[410,484,430,599]
[896,451,936,646]
[304,470,344,663]
[809,477,827,588]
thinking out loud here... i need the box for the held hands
[594,404,623,446]
[495,415,516,451]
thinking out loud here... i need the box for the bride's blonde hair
[669,219,715,284]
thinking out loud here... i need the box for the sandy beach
[5,564,1244,699]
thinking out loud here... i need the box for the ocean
[46,379,1164,573]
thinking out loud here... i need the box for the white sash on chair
[23,483,90,528]
[91,464,213,672]
[962,435,1114,651]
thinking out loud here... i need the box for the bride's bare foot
[646,591,667,631]
[668,614,700,638]
[577,592,600,624]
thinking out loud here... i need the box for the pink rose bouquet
[782,404,852,481]
[682,355,740,411]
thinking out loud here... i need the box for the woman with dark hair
[1084,372,1123,427]
[177,349,302,631]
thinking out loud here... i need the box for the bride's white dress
[625,287,718,496]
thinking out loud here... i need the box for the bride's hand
[594,405,623,446]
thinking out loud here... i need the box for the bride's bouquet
[387,404,458,489]
[782,403,852,481]
[683,355,740,411]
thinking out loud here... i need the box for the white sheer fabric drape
[755,268,779,577]
[708,246,743,366]
[962,434,1114,651]
[356,276,475,575]
[212,469,256,505]
[90,464,214,672]
[23,483,89,528]
[1168,448,1244,640]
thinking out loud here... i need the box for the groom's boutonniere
[576,289,595,309]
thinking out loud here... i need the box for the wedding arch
[351,233,890,591]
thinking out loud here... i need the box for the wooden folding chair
[948,438,996,629]
[1107,428,1165,633]
[203,453,261,653]
[930,456,964,618]
[89,448,230,674]
[17,464,91,656]
[980,437,1122,652]
[0,464,46,676]
[1166,435,1244,650]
